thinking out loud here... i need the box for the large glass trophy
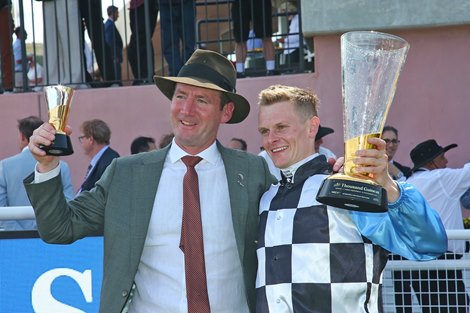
[40,85,75,156]
[316,31,409,212]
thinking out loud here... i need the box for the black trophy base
[316,174,387,212]
[40,133,74,156]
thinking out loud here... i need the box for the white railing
[0,206,35,220]
[383,230,470,313]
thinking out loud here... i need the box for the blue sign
[0,234,103,313]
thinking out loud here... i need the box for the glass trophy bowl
[316,31,410,212]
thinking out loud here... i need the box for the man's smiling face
[171,83,234,155]
[258,100,318,169]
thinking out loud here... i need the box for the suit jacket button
[121,290,128,297]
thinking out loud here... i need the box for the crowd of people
[0,47,467,312]
[0,115,178,230]
[0,2,469,313]
[0,0,305,94]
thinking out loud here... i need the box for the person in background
[0,116,74,231]
[158,132,174,149]
[13,26,27,91]
[382,125,411,180]
[247,29,263,51]
[255,84,446,313]
[0,0,14,93]
[27,54,44,92]
[232,0,277,77]
[128,0,158,85]
[278,1,302,66]
[42,0,85,87]
[315,124,336,160]
[130,136,157,154]
[406,139,470,312]
[77,119,120,193]
[159,0,196,76]
[228,137,247,151]
[82,20,95,78]
[461,187,470,210]
[79,0,116,86]
[104,5,124,84]
[383,125,413,312]
[24,49,276,312]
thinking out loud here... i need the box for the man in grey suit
[25,50,276,312]
[0,116,74,231]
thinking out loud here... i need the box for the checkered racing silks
[256,156,389,313]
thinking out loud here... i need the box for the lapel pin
[237,173,245,187]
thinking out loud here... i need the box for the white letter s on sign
[31,268,93,313]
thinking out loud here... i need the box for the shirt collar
[414,167,430,173]
[90,145,109,167]
[280,153,320,178]
[168,139,220,165]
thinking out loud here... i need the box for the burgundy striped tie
[180,156,211,313]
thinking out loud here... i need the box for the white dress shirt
[283,14,300,54]
[128,140,249,313]
[258,150,281,181]
[319,146,336,160]
[407,163,470,253]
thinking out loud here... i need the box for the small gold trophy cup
[40,85,74,156]
[316,31,409,212]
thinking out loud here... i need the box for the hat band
[178,63,236,93]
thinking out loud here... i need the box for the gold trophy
[40,85,74,156]
[316,31,409,212]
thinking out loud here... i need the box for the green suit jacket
[24,142,276,313]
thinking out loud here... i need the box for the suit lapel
[130,148,168,244]
[83,148,111,189]
[218,142,250,262]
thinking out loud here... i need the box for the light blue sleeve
[0,161,7,206]
[350,182,447,260]
[59,161,75,201]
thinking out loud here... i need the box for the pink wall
[1,25,469,190]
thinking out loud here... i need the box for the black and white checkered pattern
[256,157,388,313]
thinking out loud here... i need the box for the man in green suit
[24,49,276,312]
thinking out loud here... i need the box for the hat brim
[154,75,250,124]
[315,126,334,141]
[412,143,458,171]
[444,143,458,152]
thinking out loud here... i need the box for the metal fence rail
[383,230,470,313]
[1,0,309,94]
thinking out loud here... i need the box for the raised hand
[353,137,400,202]
[28,123,72,173]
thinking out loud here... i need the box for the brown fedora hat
[410,139,458,171]
[154,49,250,124]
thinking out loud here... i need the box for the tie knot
[181,155,202,168]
